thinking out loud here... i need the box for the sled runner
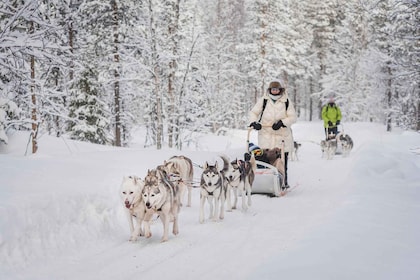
[247,128,285,197]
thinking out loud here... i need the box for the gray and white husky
[320,139,337,160]
[338,133,353,157]
[199,158,228,223]
[119,176,146,242]
[163,155,194,207]
[142,169,180,242]
[223,156,255,212]
[291,141,301,161]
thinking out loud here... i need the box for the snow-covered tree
[1,0,418,151]
[390,0,419,130]
[68,69,111,144]
[0,98,19,144]
[0,0,72,153]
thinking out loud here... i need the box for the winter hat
[268,81,285,94]
[248,142,263,156]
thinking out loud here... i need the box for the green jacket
[322,103,342,128]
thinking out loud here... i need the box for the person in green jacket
[322,97,342,140]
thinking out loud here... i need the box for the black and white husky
[142,169,180,242]
[291,141,301,161]
[199,158,228,223]
[338,133,353,157]
[223,156,255,212]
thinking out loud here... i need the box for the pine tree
[69,69,111,144]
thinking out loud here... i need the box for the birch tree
[0,0,71,153]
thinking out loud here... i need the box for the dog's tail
[249,153,257,172]
[219,155,230,173]
[184,156,194,181]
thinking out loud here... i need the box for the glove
[249,122,262,130]
[336,120,340,125]
[272,120,284,130]
[328,121,333,127]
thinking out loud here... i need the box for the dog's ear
[204,161,208,169]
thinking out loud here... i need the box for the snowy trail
[1,122,419,280]
[13,144,355,280]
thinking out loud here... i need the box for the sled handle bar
[247,124,275,141]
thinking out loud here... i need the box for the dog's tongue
[125,201,131,209]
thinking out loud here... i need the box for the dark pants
[325,127,338,140]
[284,152,289,186]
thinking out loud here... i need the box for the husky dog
[224,156,255,212]
[321,139,337,160]
[320,140,327,158]
[120,176,146,242]
[291,141,301,161]
[163,155,194,207]
[199,159,228,223]
[142,169,180,242]
[338,133,353,157]
[261,147,285,177]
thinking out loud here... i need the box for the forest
[0,0,418,152]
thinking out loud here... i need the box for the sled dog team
[120,155,257,243]
[320,132,354,160]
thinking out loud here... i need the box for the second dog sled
[247,128,285,197]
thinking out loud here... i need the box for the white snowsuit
[249,92,297,153]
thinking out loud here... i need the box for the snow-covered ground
[1,121,419,280]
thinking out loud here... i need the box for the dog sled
[252,160,283,197]
[247,128,285,197]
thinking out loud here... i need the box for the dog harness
[202,177,223,196]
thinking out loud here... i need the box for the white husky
[199,159,228,223]
[163,155,194,207]
[119,176,146,242]
[142,169,180,242]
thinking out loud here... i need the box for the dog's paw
[160,237,168,242]
[129,236,138,242]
